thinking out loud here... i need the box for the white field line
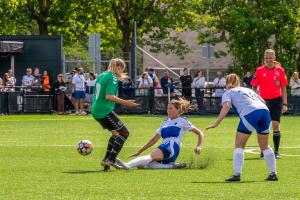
[0,144,299,149]
[0,118,91,122]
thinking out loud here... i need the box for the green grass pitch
[0,115,300,199]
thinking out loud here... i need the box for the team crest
[275,71,280,77]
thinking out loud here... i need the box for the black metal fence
[1,87,300,115]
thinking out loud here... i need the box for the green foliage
[199,0,300,75]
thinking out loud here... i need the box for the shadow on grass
[63,170,103,174]
[189,180,261,184]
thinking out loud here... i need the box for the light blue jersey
[156,117,194,164]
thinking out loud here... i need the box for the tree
[199,0,300,75]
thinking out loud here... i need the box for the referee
[251,49,288,159]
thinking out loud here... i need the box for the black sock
[104,136,116,160]
[107,135,127,161]
[273,131,281,153]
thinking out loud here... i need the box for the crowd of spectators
[1,65,300,115]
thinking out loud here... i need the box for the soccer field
[0,115,300,200]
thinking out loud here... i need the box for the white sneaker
[80,111,87,115]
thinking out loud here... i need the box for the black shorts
[264,97,282,122]
[95,111,127,132]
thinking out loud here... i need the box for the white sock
[263,147,276,174]
[144,161,174,169]
[126,155,152,168]
[233,148,244,176]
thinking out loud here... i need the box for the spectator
[118,80,124,97]
[52,74,66,114]
[160,70,174,95]
[148,68,156,87]
[4,70,16,92]
[213,71,226,97]
[22,68,34,92]
[0,76,2,92]
[180,67,192,98]
[290,72,300,96]
[72,67,86,115]
[123,77,135,97]
[138,72,153,96]
[242,71,253,88]
[8,69,16,87]
[85,72,96,113]
[153,73,163,96]
[192,70,206,113]
[32,67,42,91]
[42,70,51,92]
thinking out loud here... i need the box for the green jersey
[91,71,118,119]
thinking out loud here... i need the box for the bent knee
[119,127,129,138]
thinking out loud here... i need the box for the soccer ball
[77,140,93,156]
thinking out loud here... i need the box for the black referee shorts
[95,111,128,132]
[264,97,282,122]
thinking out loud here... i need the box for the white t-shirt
[213,77,226,97]
[156,117,195,145]
[138,77,153,87]
[192,76,205,89]
[222,87,268,117]
[72,74,85,91]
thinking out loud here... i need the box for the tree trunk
[37,20,49,35]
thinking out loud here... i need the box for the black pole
[130,21,137,83]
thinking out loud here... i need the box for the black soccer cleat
[274,152,281,159]
[101,159,112,171]
[225,175,241,182]
[265,173,278,181]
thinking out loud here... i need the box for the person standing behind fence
[32,68,42,92]
[123,77,135,97]
[8,69,16,89]
[180,67,192,98]
[72,67,86,115]
[52,74,66,114]
[289,72,300,96]
[242,71,253,88]
[22,68,34,92]
[42,70,51,92]
[160,70,174,95]
[251,49,288,159]
[85,72,96,113]
[192,70,206,114]
[138,72,153,96]
[213,71,226,97]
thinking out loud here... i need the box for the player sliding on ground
[118,98,204,169]
[206,73,278,182]
[91,58,138,171]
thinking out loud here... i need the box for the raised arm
[206,101,231,130]
[129,134,161,157]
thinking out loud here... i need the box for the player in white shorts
[206,73,278,181]
[117,98,204,169]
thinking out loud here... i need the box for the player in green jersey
[92,58,138,171]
